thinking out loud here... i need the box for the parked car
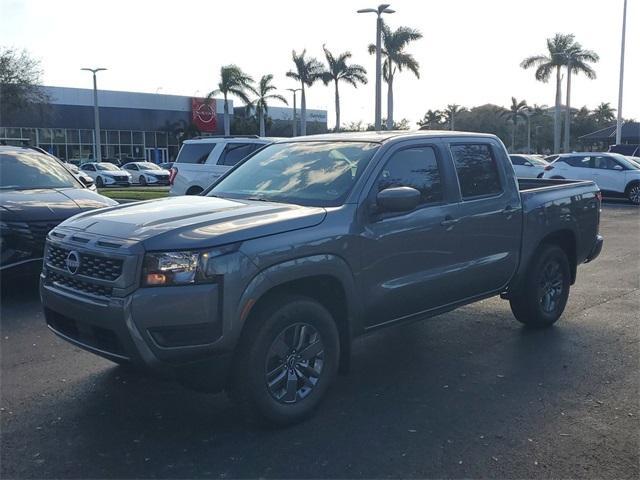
[509,154,549,178]
[122,162,170,186]
[79,162,132,188]
[541,152,640,204]
[0,146,116,276]
[169,136,274,196]
[41,131,603,425]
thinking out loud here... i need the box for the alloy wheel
[539,259,564,314]
[629,185,640,205]
[265,323,324,404]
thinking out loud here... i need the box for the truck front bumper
[40,276,233,389]
[584,234,604,263]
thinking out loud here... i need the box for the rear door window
[565,156,592,168]
[218,143,262,167]
[450,144,502,199]
[176,143,216,164]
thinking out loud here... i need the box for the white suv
[169,136,275,196]
[542,152,640,205]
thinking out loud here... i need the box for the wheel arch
[538,229,577,284]
[235,256,361,373]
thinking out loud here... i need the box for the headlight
[142,246,237,287]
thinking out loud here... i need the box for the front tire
[626,182,640,205]
[139,175,147,186]
[95,176,104,188]
[229,295,340,426]
[509,244,571,328]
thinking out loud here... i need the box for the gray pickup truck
[41,131,603,425]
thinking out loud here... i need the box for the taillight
[544,165,554,171]
[169,167,178,186]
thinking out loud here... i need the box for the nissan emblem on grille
[65,251,81,275]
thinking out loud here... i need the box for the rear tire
[139,176,147,186]
[509,244,570,328]
[95,176,104,188]
[228,295,340,426]
[626,182,640,205]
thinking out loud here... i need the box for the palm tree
[369,23,422,130]
[245,74,288,137]
[416,109,443,130]
[443,104,466,130]
[563,43,599,152]
[207,65,254,135]
[322,46,367,132]
[501,97,529,151]
[592,102,616,127]
[286,50,325,136]
[521,33,576,154]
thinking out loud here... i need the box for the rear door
[447,141,522,299]
[591,155,625,193]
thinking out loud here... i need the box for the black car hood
[0,188,116,222]
[58,195,327,250]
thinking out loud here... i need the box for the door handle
[440,215,459,227]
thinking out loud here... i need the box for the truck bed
[517,177,594,192]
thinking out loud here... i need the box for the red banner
[191,98,217,132]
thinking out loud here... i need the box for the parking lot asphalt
[1,203,638,479]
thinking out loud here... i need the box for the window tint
[565,156,591,168]
[593,156,619,170]
[219,143,261,166]
[510,155,525,166]
[176,143,216,164]
[376,146,442,204]
[451,144,502,198]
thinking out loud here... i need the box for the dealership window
[80,129,93,144]
[132,131,144,145]
[53,129,66,143]
[156,132,167,147]
[120,131,132,144]
[67,130,79,143]
[107,130,119,144]
[39,128,53,143]
[145,132,156,148]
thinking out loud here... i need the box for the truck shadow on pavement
[24,301,618,479]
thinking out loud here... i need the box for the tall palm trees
[247,75,288,137]
[322,46,368,132]
[563,43,599,151]
[369,23,422,130]
[592,102,616,125]
[207,65,254,136]
[286,50,325,135]
[443,104,465,130]
[501,97,529,151]
[520,33,576,154]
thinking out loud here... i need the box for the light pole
[357,4,395,131]
[287,88,302,137]
[81,67,107,161]
[616,0,627,145]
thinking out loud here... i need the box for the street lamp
[616,0,627,145]
[357,4,395,131]
[286,88,302,137]
[81,67,107,161]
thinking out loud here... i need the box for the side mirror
[613,165,623,171]
[80,176,94,188]
[376,187,421,213]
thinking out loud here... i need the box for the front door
[359,144,462,328]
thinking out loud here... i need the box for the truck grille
[48,271,113,298]
[47,245,123,280]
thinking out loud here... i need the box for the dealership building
[0,86,327,163]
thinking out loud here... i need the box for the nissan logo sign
[65,251,81,275]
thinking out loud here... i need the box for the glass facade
[0,126,181,164]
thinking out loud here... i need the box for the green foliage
[207,65,255,105]
[0,47,49,123]
[286,50,324,87]
[369,23,422,82]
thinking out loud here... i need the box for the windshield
[96,163,120,171]
[209,141,380,207]
[137,162,162,170]
[612,153,640,170]
[626,156,640,168]
[0,151,81,190]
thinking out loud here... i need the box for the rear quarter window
[218,143,263,166]
[176,143,216,164]
[450,144,502,199]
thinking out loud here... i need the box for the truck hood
[0,188,116,222]
[59,196,327,250]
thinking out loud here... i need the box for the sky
[1,0,638,129]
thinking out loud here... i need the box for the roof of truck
[276,130,498,143]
